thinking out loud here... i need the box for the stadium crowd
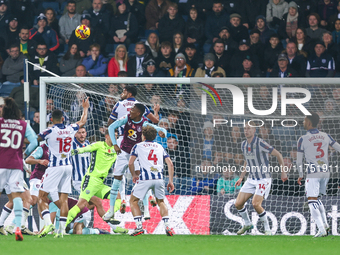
[1,0,340,196]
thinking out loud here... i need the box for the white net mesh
[40,77,340,235]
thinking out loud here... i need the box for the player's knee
[115,175,123,181]
[252,201,262,210]
[234,200,243,210]
[75,229,82,235]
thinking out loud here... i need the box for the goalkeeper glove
[71,149,80,156]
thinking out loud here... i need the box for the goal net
[38,77,340,236]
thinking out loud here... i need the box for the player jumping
[297,112,340,237]
[234,121,287,235]
[103,103,167,222]
[129,125,175,236]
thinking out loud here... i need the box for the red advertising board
[93,195,210,234]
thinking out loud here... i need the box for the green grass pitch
[1,235,340,255]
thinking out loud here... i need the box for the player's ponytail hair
[2,97,21,120]
[143,125,157,141]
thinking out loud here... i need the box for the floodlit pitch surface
[1,235,340,255]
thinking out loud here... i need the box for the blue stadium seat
[144,30,158,38]
[128,44,136,56]
[60,1,67,14]
[42,2,60,14]
[105,44,119,57]
[182,15,188,22]
[203,43,211,54]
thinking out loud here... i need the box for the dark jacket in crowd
[109,11,139,43]
[68,27,106,55]
[230,49,260,73]
[9,84,39,114]
[278,12,306,40]
[264,43,284,70]
[205,10,229,43]
[241,0,267,29]
[158,13,185,43]
[249,41,265,72]
[87,6,111,35]
[185,54,203,70]
[228,23,249,44]
[127,53,154,77]
[184,17,205,45]
[156,52,176,73]
[234,65,262,77]
[30,50,60,81]
[124,0,146,29]
[306,51,335,77]
[269,65,299,77]
[145,0,170,30]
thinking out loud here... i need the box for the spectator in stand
[68,13,106,57]
[328,2,340,32]
[141,58,165,77]
[306,40,335,77]
[156,41,175,73]
[101,0,117,15]
[187,0,212,20]
[217,170,241,195]
[332,19,340,44]
[264,34,284,76]
[87,0,111,35]
[184,43,203,70]
[234,55,261,77]
[60,44,83,76]
[30,41,59,86]
[2,16,20,49]
[63,0,92,14]
[318,0,337,29]
[270,53,299,77]
[191,158,217,195]
[306,13,328,40]
[205,1,229,44]
[145,0,170,30]
[0,0,10,32]
[249,29,265,73]
[145,32,160,58]
[166,136,188,181]
[217,26,238,54]
[323,31,338,60]
[107,44,128,77]
[211,39,231,76]
[82,43,108,77]
[266,0,288,30]
[195,53,226,77]
[2,45,25,86]
[44,8,60,40]
[9,76,39,116]
[158,2,185,43]
[8,0,35,28]
[241,0,267,29]
[168,53,194,77]
[255,15,276,45]
[295,0,318,25]
[109,2,138,48]
[278,41,307,77]
[294,27,314,56]
[29,13,59,52]
[184,7,204,48]
[278,1,306,44]
[31,111,40,134]
[258,124,281,152]
[59,0,81,45]
[125,0,146,32]
[155,118,178,149]
[127,42,153,77]
[230,39,260,74]
[172,32,185,54]
[17,26,37,60]
[137,83,160,102]
[202,121,213,161]
[227,13,248,45]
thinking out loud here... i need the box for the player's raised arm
[108,115,129,154]
[146,103,160,124]
[23,124,39,158]
[271,149,288,182]
[76,97,90,128]
[143,122,167,138]
[25,146,48,167]
[165,157,175,193]
[71,142,99,156]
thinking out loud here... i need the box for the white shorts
[132,179,165,200]
[41,165,72,195]
[74,210,91,228]
[72,180,82,194]
[30,178,41,197]
[113,149,140,176]
[0,169,24,194]
[240,178,272,199]
[5,179,28,195]
[305,177,329,198]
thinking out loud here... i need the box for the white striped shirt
[241,135,274,180]
[70,138,90,181]
[131,141,169,180]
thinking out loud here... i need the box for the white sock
[134,216,143,229]
[59,216,66,234]
[108,222,117,230]
[120,175,126,201]
[308,200,325,233]
[21,207,29,228]
[238,207,251,226]
[162,217,169,228]
[41,209,52,226]
[0,206,12,226]
[143,195,149,215]
[259,211,270,231]
[317,199,328,227]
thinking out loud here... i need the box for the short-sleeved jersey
[109,98,151,135]
[39,123,79,167]
[131,141,169,180]
[30,144,49,180]
[0,118,27,170]
[70,138,90,181]
[121,115,148,154]
[241,135,274,180]
[297,128,335,174]
[77,141,117,178]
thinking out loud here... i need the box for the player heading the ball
[129,125,175,236]
[234,121,287,235]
